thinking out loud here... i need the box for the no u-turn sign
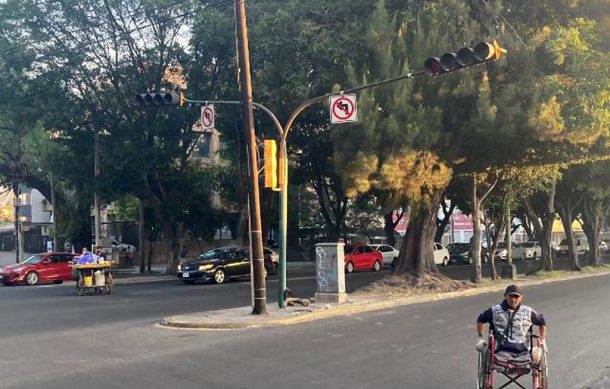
[330,94,358,124]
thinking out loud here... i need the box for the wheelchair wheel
[533,350,548,389]
[477,351,492,389]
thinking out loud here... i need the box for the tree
[554,166,585,270]
[577,161,610,267]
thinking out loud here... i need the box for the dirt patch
[354,272,475,298]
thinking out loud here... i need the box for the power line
[0,0,232,59]
[0,0,234,110]
[0,0,191,58]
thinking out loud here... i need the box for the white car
[512,241,542,260]
[111,239,136,253]
[433,242,450,266]
[557,238,588,256]
[369,244,399,266]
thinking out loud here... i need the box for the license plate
[182,272,190,278]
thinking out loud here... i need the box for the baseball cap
[504,284,523,297]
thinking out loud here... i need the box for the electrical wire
[0,0,230,58]
[0,0,234,110]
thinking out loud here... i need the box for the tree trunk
[582,199,605,267]
[470,204,483,283]
[138,199,146,273]
[556,205,580,270]
[383,212,397,247]
[539,181,556,272]
[469,176,483,283]
[486,206,505,281]
[435,200,456,243]
[393,191,442,277]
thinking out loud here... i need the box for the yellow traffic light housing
[263,139,278,189]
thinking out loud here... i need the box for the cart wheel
[76,276,84,296]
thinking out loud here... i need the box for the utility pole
[94,131,101,248]
[13,186,21,263]
[234,0,267,314]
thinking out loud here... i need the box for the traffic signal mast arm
[134,40,506,309]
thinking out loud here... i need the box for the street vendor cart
[71,262,113,295]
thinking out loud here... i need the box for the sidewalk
[159,267,610,330]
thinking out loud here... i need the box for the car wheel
[25,271,39,286]
[346,261,354,273]
[442,257,449,266]
[182,280,196,285]
[373,260,381,272]
[214,268,226,284]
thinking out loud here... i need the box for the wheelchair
[477,332,548,389]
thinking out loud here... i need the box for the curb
[159,268,610,330]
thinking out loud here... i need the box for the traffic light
[424,40,507,76]
[263,139,278,189]
[134,92,185,106]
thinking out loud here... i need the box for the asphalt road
[1,260,609,388]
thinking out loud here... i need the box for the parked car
[433,242,450,266]
[111,239,136,253]
[178,246,275,285]
[344,245,383,273]
[512,241,542,260]
[493,242,520,261]
[557,238,588,257]
[369,244,399,267]
[0,252,76,286]
[447,243,472,265]
[599,240,608,253]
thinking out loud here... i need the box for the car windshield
[345,246,355,254]
[447,243,469,253]
[522,242,537,248]
[559,239,568,245]
[21,255,43,264]
[198,248,233,260]
[496,242,506,249]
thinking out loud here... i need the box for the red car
[344,245,383,273]
[0,252,76,286]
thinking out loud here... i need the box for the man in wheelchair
[476,285,548,388]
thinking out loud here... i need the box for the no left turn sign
[201,105,215,130]
[330,94,358,124]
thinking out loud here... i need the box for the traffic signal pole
[157,40,506,309]
[234,0,267,315]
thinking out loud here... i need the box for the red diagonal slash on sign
[201,106,214,128]
[332,97,355,120]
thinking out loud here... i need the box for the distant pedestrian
[126,246,135,268]
[64,240,74,254]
